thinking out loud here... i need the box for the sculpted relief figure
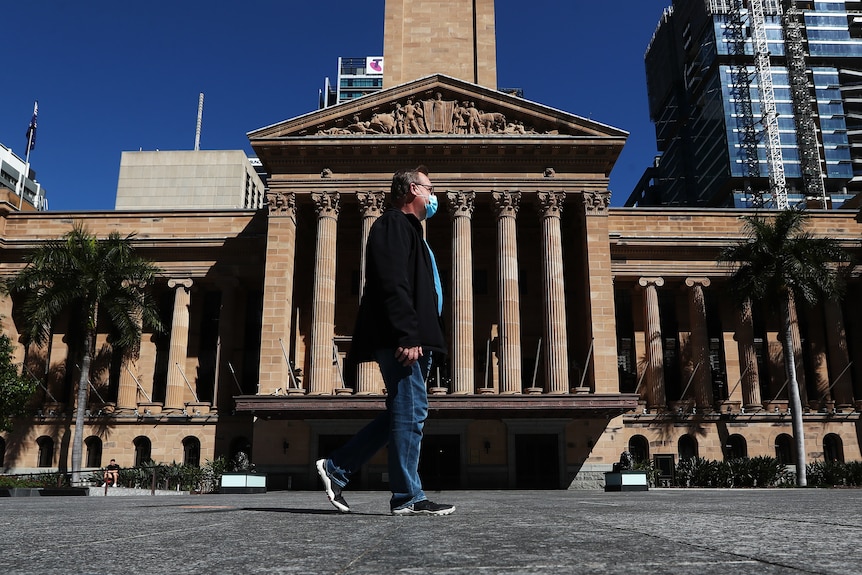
[369,111,398,134]
[453,101,469,134]
[348,114,373,134]
[466,102,483,134]
[314,93,553,136]
[422,92,456,133]
[479,111,506,133]
[402,98,427,134]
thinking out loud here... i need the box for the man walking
[316,166,455,516]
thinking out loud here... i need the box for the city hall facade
[2,0,862,489]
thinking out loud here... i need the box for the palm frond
[718,209,849,309]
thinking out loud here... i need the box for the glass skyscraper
[628,0,862,209]
[319,57,385,109]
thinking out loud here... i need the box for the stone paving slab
[1,488,860,574]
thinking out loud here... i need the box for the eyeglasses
[413,182,434,194]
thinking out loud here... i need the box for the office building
[0,142,47,210]
[115,150,266,210]
[320,57,385,108]
[628,0,862,209]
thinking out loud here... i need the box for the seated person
[104,459,120,486]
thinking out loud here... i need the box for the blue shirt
[424,239,443,315]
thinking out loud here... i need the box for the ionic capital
[537,191,566,218]
[638,277,665,289]
[357,191,386,217]
[447,191,476,219]
[492,191,521,218]
[312,192,341,218]
[266,190,296,216]
[168,278,194,291]
[684,277,711,289]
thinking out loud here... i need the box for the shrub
[0,472,69,488]
[807,461,862,487]
[632,460,659,487]
[674,456,794,488]
[85,457,239,493]
[845,462,862,486]
[748,455,792,487]
[728,458,754,487]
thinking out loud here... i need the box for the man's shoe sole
[315,459,350,513]
[392,505,456,516]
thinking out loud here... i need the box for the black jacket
[346,208,446,373]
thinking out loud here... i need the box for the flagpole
[17,151,31,211]
[18,101,37,211]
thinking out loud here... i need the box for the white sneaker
[315,459,350,513]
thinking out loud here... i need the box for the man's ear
[406,185,419,203]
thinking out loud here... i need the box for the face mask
[425,194,438,219]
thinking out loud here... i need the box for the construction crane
[782,0,827,205]
[727,0,762,204]
[750,0,790,209]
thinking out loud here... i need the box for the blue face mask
[425,194,438,219]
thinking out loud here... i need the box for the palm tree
[4,224,162,484]
[719,209,850,486]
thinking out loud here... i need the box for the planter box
[220,473,266,494]
[0,488,89,497]
[604,471,649,492]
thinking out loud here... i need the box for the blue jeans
[325,349,430,510]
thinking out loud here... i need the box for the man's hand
[395,345,423,367]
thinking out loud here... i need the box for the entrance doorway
[419,434,461,490]
[515,434,560,489]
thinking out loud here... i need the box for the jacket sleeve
[366,214,421,347]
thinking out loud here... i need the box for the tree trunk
[782,293,807,487]
[70,325,96,486]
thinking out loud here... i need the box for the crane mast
[750,0,790,209]
[782,0,827,205]
[727,0,761,203]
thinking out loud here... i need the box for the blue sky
[2,0,669,211]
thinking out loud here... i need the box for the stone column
[165,278,193,411]
[581,191,618,393]
[685,278,712,410]
[214,278,239,411]
[805,305,831,405]
[538,191,569,394]
[492,191,522,394]
[638,277,666,410]
[308,192,340,395]
[355,192,386,395]
[786,293,809,406]
[258,190,298,395]
[448,191,476,394]
[824,300,853,408]
[115,308,143,412]
[737,298,762,410]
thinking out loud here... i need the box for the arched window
[0,436,6,468]
[774,434,795,465]
[85,436,103,468]
[36,436,54,468]
[678,434,698,461]
[183,436,201,467]
[133,436,152,467]
[724,434,747,460]
[824,434,844,464]
[628,435,649,464]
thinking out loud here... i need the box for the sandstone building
[1,0,861,489]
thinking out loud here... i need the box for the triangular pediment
[248,75,627,140]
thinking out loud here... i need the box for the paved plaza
[1,488,860,574]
